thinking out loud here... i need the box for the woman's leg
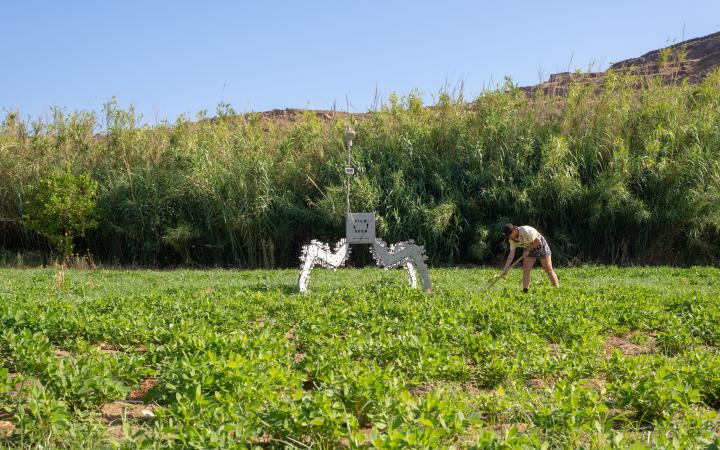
[522,256,536,290]
[540,255,560,287]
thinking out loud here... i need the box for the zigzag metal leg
[404,260,418,288]
[371,239,432,292]
[298,239,350,292]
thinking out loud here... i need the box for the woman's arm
[502,248,516,275]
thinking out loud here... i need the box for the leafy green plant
[0,266,718,446]
[12,383,72,446]
[22,171,98,260]
[612,363,702,424]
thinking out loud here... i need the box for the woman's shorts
[527,236,552,259]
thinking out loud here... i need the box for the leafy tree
[23,171,98,260]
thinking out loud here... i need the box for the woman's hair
[502,223,517,239]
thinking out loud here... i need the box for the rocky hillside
[524,31,720,96]
[228,31,720,121]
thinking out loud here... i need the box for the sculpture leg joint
[298,239,350,292]
[371,239,431,292]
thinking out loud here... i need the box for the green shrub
[22,171,98,261]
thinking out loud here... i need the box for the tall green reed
[1,70,719,267]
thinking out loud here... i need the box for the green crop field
[1,266,720,449]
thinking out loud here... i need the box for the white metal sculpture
[298,127,431,293]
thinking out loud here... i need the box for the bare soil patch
[98,342,123,355]
[409,380,483,396]
[251,433,272,444]
[490,422,528,434]
[128,377,159,401]
[548,343,562,357]
[526,377,555,389]
[582,378,607,391]
[603,334,656,357]
[0,420,14,437]
[101,401,156,423]
[101,377,158,441]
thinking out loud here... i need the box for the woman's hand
[524,237,541,257]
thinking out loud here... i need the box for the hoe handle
[481,255,524,294]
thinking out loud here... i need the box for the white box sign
[346,212,376,244]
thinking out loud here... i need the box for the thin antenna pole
[346,135,351,215]
[345,127,355,215]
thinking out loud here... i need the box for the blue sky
[1,1,718,124]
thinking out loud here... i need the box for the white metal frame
[297,127,432,293]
